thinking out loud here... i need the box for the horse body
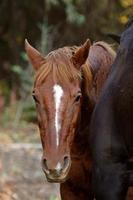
[25,39,115,200]
[60,42,115,200]
[90,18,133,200]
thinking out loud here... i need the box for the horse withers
[90,17,133,200]
[25,39,115,200]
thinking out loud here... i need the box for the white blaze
[53,84,64,146]
[55,162,62,171]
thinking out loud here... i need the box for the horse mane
[93,41,116,58]
[35,46,92,93]
[35,42,115,96]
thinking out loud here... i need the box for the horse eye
[75,94,81,102]
[32,93,39,103]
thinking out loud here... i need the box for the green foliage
[45,0,59,9]
[0,0,133,125]
[39,22,54,54]
[22,97,37,122]
[63,0,85,25]
[11,61,36,123]
[49,195,58,200]
[0,81,10,101]
[1,106,16,126]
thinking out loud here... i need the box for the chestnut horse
[25,39,115,200]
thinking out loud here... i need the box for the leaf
[11,65,23,75]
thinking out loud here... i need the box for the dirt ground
[0,125,60,200]
[0,144,60,200]
[0,125,133,200]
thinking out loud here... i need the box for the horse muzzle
[42,155,71,183]
[45,169,69,183]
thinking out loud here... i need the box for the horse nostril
[63,155,70,170]
[42,155,71,176]
[42,158,49,173]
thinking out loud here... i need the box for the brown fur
[26,40,116,200]
[35,41,115,97]
[35,46,92,89]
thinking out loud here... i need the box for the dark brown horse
[25,39,115,200]
[90,17,133,200]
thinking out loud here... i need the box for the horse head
[25,39,91,182]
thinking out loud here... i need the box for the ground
[0,124,60,200]
[0,124,133,200]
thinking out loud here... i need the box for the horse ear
[72,39,91,69]
[25,39,45,70]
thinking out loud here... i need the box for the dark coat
[90,17,133,200]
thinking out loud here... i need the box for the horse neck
[72,93,94,155]
[79,94,93,134]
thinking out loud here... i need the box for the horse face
[25,39,90,182]
[33,75,82,182]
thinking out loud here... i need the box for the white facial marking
[55,162,62,171]
[53,84,64,146]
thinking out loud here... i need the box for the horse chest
[68,153,92,189]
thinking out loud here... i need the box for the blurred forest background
[0,0,133,128]
[0,0,133,200]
